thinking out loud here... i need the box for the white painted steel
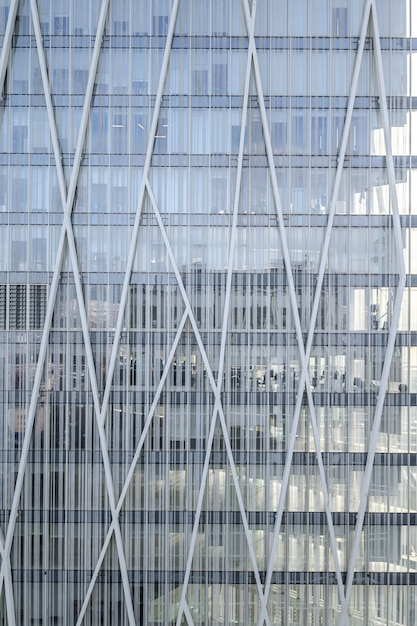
[77,310,189,623]
[74,520,116,626]
[239,0,350,620]
[0,0,19,99]
[339,3,407,625]
[99,0,181,430]
[0,2,119,623]
[175,2,270,622]
[0,0,411,623]
[146,175,270,625]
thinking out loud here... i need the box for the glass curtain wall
[0,0,416,624]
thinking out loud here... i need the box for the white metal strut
[0,0,19,99]
[339,2,406,624]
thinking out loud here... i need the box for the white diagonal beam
[29,0,67,206]
[74,3,181,614]
[74,520,116,626]
[0,231,67,597]
[304,0,373,380]
[202,3,273,616]
[99,0,181,430]
[43,0,138,618]
[78,155,252,621]
[0,0,71,599]
[71,24,183,618]
[176,4,265,622]
[40,0,138,618]
[369,6,405,286]
[0,528,15,626]
[0,0,69,619]
[64,215,137,626]
[217,0,256,424]
[146,166,269,625]
[258,0,373,619]
[0,0,117,614]
[0,2,49,605]
[115,310,188,511]
[236,0,348,622]
[183,602,194,626]
[0,0,19,99]
[75,4,180,612]
[74,310,189,626]
[257,0,372,615]
[339,2,406,624]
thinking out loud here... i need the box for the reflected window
[272,121,287,154]
[292,112,307,153]
[152,15,168,35]
[15,14,30,35]
[91,109,109,153]
[130,114,148,154]
[311,115,327,154]
[212,64,228,96]
[73,69,88,93]
[113,20,128,35]
[212,0,228,35]
[211,176,227,213]
[111,112,128,153]
[12,124,27,153]
[332,7,348,37]
[192,69,208,95]
[30,237,47,272]
[132,80,148,95]
[54,15,69,35]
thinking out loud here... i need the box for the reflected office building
[1,0,417,624]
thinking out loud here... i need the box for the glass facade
[0,0,416,624]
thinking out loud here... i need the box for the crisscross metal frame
[0,0,407,624]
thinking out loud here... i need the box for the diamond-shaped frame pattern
[0,0,408,625]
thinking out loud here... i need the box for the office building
[0,0,416,624]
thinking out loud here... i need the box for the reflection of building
[1,1,417,624]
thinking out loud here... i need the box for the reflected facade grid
[0,0,417,625]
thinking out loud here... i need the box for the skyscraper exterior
[0,0,416,624]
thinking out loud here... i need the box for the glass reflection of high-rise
[0,1,416,624]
